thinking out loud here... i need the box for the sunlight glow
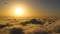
[15,8,24,16]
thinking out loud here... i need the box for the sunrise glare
[14,8,24,16]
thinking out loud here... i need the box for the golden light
[14,8,24,16]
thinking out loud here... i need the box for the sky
[0,0,60,17]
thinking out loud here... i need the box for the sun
[15,8,24,16]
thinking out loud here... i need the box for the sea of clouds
[0,18,60,34]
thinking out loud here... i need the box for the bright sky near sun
[14,8,24,16]
[0,0,60,17]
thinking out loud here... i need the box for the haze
[0,0,60,18]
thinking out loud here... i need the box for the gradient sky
[0,0,60,17]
